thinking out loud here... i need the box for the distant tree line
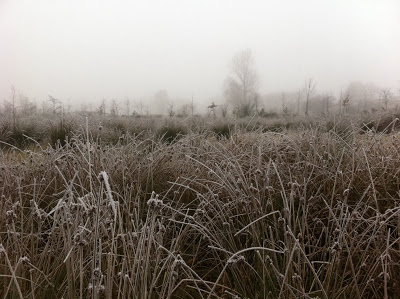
[222,49,399,118]
[2,63,399,120]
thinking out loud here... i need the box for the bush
[50,121,73,146]
[212,122,231,139]
[372,113,400,133]
[0,119,12,145]
[6,123,39,148]
[259,108,278,118]
[156,122,187,143]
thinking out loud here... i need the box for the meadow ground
[1,113,400,298]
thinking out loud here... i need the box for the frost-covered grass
[2,112,392,148]
[1,115,400,298]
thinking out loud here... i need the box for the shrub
[156,122,187,143]
[259,108,278,118]
[6,123,39,148]
[50,121,73,146]
[212,122,231,139]
[372,113,400,133]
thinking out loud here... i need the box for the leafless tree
[220,103,229,118]
[339,90,351,115]
[41,100,50,115]
[134,100,145,116]
[303,78,316,116]
[178,103,190,117]
[296,89,302,115]
[124,97,130,116]
[189,96,195,117]
[110,99,120,116]
[281,92,290,115]
[224,79,241,105]
[2,100,12,115]
[380,88,392,111]
[154,90,169,115]
[80,103,88,114]
[49,95,62,115]
[167,102,175,117]
[224,49,259,116]
[87,102,93,114]
[98,99,106,116]
[19,93,37,116]
[253,92,261,115]
[65,99,72,114]
[11,86,18,129]
[322,92,332,116]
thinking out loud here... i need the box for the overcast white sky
[1,0,399,109]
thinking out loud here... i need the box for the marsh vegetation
[1,113,400,298]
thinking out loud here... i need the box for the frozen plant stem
[0,244,24,299]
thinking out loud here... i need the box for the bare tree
[110,99,120,116]
[189,96,195,117]
[380,88,392,111]
[11,86,18,129]
[224,49,259,116]
[87,102,93,114]
[19,93,37,116]
[224,79,241,106]
[167,102,175,117]
[362,85,374,112]
[345,81,369,113]
[220,103,229,118]
[253,92,261,115]
[134,100,145,116]
[49,95,62,115]
[66,98,71,114]
[2,99,11,116]
[41,100,50,115]
[322,92,332,116]
[154,90,169,115]
[296,89,302,115]
[339,90,351,115]
[80,103,88,114]
[98,99,106,116]
[124,97,130,116]
[303,78,316,116]
[281,92,290,115]
[178,103,190,117]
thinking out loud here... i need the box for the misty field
[1,113,400,298]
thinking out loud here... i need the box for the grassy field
[1,113,400,298]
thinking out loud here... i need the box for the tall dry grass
[0,116,400,298]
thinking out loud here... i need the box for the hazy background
[1,0,399,112]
